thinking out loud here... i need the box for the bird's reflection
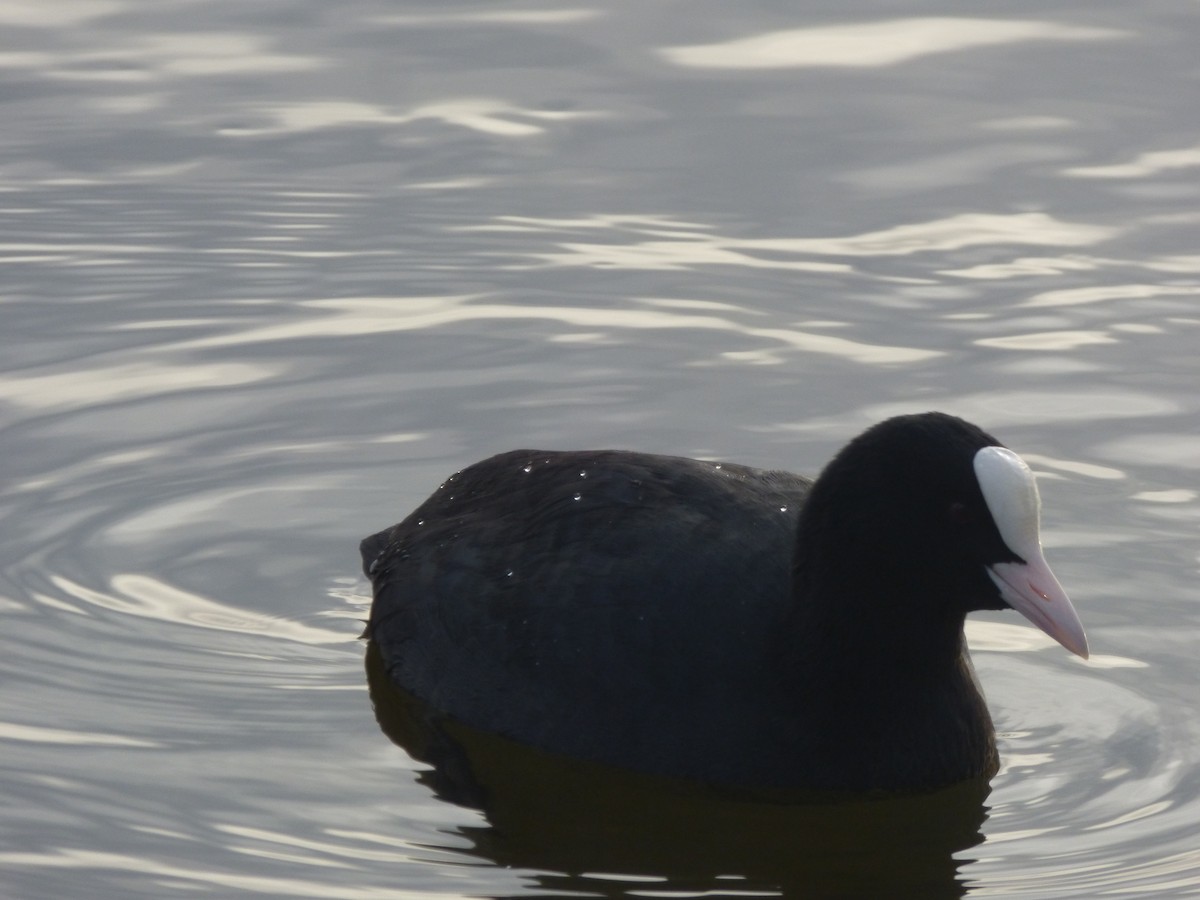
[366,640,989,899]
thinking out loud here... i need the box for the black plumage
[362,412,1084,792]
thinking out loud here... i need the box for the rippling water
[2,1,1199,897]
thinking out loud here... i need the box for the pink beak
[988,552,1089,659]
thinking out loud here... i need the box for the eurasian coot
[362,412,1087,792]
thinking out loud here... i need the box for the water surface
[1,1,1198,897]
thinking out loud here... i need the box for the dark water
[1,2,1198,897]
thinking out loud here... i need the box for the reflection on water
[173,293,941,365]
[661,18,1124,69]
[0,360,279,410]
[488,211,1117,266]
[50,572,347,644]
[224,99,606,138]
[366,642,989,899]
[2,0,1200,897]
[1064,144,1200,179]
[1024,284,1200,307]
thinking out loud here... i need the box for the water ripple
[660,18,1125,70]
[474,212,1117,268]
[168,294,940,365]
[2,0,1198,894]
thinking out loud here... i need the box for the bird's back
[363,449,811,781]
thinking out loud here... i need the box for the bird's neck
[777,547,996,790]
[790,531,971,665]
